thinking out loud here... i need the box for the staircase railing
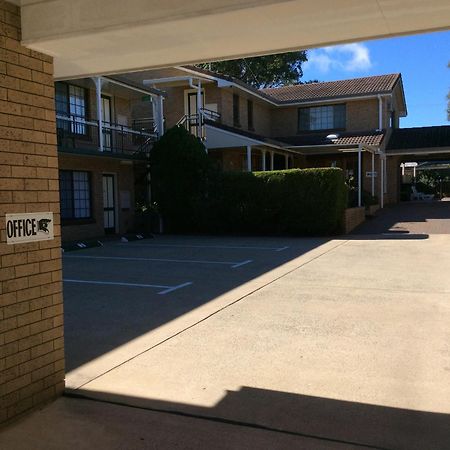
[176,109,221,140]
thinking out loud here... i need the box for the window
[60,170,92,220]
[298,104,346,131]
[247,100,254,130]
[233,94,240,126]
[55,82,88,135]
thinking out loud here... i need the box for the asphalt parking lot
[63,234,331,386]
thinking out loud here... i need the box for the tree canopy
[196,51,308,89]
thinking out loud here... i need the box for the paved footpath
[1,231,450,449]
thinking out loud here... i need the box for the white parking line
[64,254,253,268]
[117,243,289,252]
[231,259,252,268]
[63,279,193,295]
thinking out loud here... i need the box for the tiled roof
[280,130,385,147]
[261,74,401,104]
[386,126,450,151]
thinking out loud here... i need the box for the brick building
[117,67,407,207]
[0,1,64,425]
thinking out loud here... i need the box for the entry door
[186,91,204,135]
[102,96,112,151]
[102,174,116,234]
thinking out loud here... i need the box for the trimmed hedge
[204,168,347,235]
[150,128,347,235]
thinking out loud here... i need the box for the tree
[149,126,211,232]
[196,51,308,89]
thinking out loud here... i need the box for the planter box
[366,204,380,217]
[344,207,365,234]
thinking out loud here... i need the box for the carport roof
[281,130,385,148]
[386,126,450,152]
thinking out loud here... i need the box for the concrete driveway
[353,200,450,234]
[1,232,450,450]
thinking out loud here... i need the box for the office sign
[5,212,54,245]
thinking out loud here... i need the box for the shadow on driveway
[65,386,450,450]
[352,201,450,235]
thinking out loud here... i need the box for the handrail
[200,108,221,121]
[56,114,157,138]
[56,113,159,156]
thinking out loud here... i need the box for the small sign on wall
[5,212,54,245]
[366,171,378,178]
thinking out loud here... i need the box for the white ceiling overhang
[15,0,450,79]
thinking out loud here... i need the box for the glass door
[102,96,112,151]
[102,174,116,234]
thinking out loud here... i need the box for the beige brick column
[1,1,64,425]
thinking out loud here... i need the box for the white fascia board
[204,124,295,152]
[176,66,279,105]
[277,93,393,108]
[103,76,164,97]
[142,75,210,86]
[387,147,450,156]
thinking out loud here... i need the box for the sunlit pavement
[1,229,450,450]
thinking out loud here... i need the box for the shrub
[150,129,347,235]
[204,168,347,235]
[149,126,211,232]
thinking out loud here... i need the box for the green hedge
[150,127,347,235]
[203,168,347,235]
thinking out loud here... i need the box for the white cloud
[305,43,372,73]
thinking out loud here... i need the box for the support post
[380,157,384,208]
[285,154,289,169]
[371,151,375,196]
[94,77,104,152]
[247,146,252,172]
[158,96,164,136]
[270,152,274,171]
[197,80,203,138]
[261,150,266,171]
[384,156,388,194]
[358,145,362,207]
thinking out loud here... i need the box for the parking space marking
[64,254,253,268]
[231,259,252,268]
[63,279,193,295]
[118,243,289,252]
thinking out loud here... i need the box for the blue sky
[301,30,449,128]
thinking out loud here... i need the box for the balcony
[56,114,158,159]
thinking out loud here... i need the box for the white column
[380,157,384,208]
[270,152,274,170]
[197,80,203,138]
[158,96,164,136]
[384,156,388,194]
[371,151,375,196]
[285,154,289,169]
[246,146,252,172]
[357,145,362,207]
[261,150,266,171]
[94,77,104,152]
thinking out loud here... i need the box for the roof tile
[261,74,401,103]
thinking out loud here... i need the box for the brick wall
[58,154,138,242]
[0,1,64,425]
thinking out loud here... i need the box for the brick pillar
[1,1,64,425]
